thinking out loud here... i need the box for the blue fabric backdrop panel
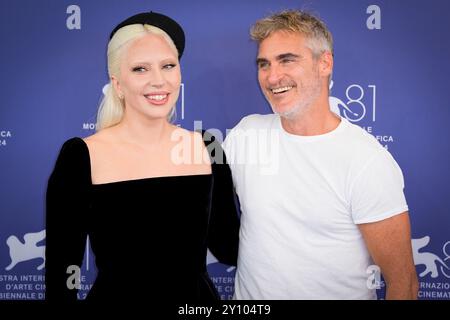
[0,0,449,300]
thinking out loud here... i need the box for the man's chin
[274,106,307,120]
[272,104,302,119]
[271,104,292,114]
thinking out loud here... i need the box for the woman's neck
[113,116,174,147]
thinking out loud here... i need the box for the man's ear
[319,51,333,78]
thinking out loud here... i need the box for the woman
[45,11,240,302]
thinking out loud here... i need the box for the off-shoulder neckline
[70,137,213,187]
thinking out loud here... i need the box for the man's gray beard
[273,81,322,120]
[275,101,310,120]
[272,91,318,120]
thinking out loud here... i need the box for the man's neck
[280,102,341,136]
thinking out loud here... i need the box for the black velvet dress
[45,133,240,302]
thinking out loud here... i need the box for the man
[223,10,418,299]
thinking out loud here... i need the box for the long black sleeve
[202,131,240,266]
[45,138,90,301]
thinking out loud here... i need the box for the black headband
[110,11,185,59]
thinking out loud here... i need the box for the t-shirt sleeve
[45,138,90,301]
[350,149,408,224]
[222,114,255,168]
[222,125,237,168]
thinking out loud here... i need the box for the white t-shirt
[223,114,408,300]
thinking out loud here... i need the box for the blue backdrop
[1,0,449,300]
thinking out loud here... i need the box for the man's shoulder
[340,118,384,153]
[223,114,277,151]
[230,113,277,131]
[337,119,400,173]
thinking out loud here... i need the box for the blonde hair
[250,10,333,58]
[96,24,178,131]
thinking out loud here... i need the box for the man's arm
[358,212,418,300]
